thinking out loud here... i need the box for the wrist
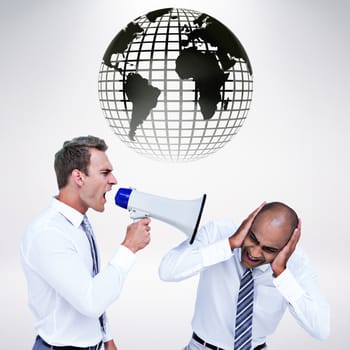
[121,241,137,254]
[228,236,240,250]
[272,265,286,277]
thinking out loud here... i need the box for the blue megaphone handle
[115,188,132,209]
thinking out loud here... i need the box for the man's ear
[71,169,84,187]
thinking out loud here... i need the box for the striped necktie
[81,215,105,333]
[234,268,254,350]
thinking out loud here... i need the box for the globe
[98,8,253,162]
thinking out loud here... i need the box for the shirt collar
[255,263,270,272]
[51,197,85,228]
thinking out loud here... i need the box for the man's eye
[249,232,258,244]
[263,247,278,254]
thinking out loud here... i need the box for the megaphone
[115,188,206,244]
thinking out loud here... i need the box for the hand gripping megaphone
[115,188,206,244]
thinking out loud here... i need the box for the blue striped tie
[82,216,105,333]
[234,269,254,350]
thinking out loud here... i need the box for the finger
[297,218,302,231]
[253,201,266,216]
[135,217,150,228]
[142,217,151,224]
[293,218,302,241]
[247,201,267,223]
[287,225,301,251]
[238,202,266,231]
[293,225,301,243]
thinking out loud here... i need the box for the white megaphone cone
[115,188,206,244]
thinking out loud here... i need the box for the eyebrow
[100,168,113,173]
[249,230,280,253]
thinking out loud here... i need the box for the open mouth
[243,250,263,266]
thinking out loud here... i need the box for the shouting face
[79,148,117,213]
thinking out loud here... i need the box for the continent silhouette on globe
[98,8,253,162]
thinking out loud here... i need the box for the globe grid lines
[98,8,253,162]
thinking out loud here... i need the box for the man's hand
[271,219,301,277]
[228,202,266,250]
[122,217,151,253]
[104,339,118,350]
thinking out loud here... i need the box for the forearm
[62,246,135,316]
[28,241,135,317]
[159,238,233,281]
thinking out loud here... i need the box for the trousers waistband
[192,333,267,350]
[37,335,102,350]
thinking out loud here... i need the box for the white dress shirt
[21,198,135,347]
[159,219,330,349]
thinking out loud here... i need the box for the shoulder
[29,206,65,233]
[22,205,73,251]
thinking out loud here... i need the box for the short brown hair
[54,135,108,189]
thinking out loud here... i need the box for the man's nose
[109,173,117,185]
[250,245,262,258]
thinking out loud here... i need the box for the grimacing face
[79,148,117,213]
[240,211,292,269]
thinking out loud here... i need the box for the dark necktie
[81,215,105,333]
[234,268,254,350]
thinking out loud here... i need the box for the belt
[37,335,102,350]
[192,333,267,350]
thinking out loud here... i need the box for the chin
[92,204,105,212]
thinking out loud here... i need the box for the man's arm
[273,249,330,340]
[159,203,265,281]
[228,202,266,250]
[270,220,330,339]
[159,220,234,281]
[23,218,151,318]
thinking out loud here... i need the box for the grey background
[1,0,349,349]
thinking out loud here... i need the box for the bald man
[159,202,330,350]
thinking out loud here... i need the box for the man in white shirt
[159,202,330,350]
[21,135,151,350]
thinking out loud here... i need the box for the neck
[57,188,87,214]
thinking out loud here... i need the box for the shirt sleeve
[273,249,330,340]
[24,227,136,318]
[159,220,235,281]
